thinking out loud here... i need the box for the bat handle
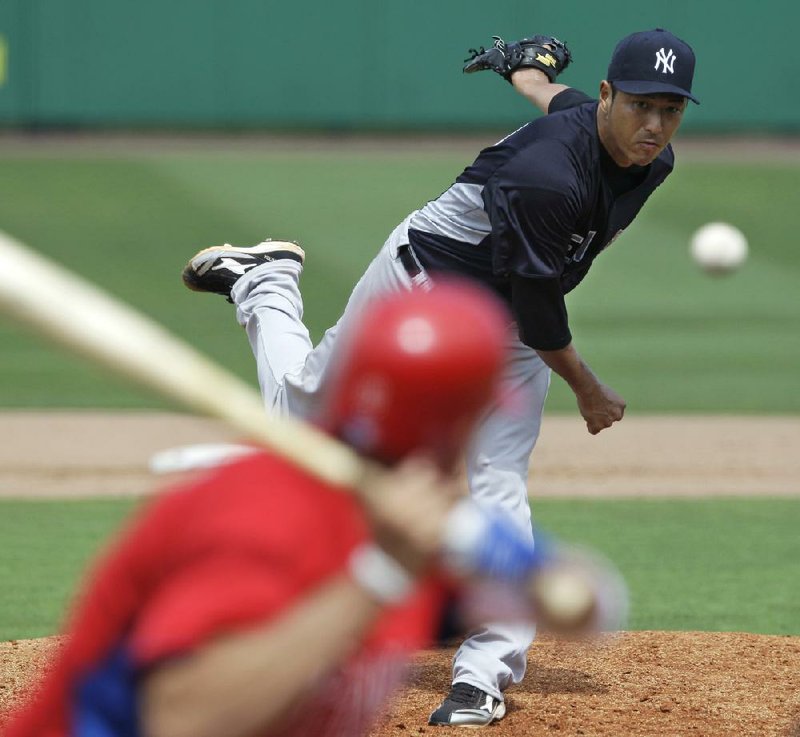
[440,500,542,580]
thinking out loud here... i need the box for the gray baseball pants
[231,214,551,701]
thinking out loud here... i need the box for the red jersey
[5,452,446,737]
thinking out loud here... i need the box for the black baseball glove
[463,35,572,83]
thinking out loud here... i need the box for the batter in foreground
[183,28,699,728]
[5,284,522,737]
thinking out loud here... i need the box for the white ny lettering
[654,48,676,74]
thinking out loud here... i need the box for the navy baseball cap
[607,28,699,104]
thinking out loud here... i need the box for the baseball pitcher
[181,29,698,727]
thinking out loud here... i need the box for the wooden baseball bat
[0,231,368,490]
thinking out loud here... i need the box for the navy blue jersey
[408,89,674,350]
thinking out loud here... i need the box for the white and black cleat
[182,240,305,301]
[428,682,506,727]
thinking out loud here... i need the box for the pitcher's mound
[2,632,799,736]
[378,631,800,736]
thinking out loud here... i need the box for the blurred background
[0,0,797,413]
[0,0,797,132]
[0,1,798,642]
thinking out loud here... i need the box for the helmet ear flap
[316,279,510,470]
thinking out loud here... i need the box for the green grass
[0,149,798,412]
[0,496,797,640]
[0,498,140,640]
[534,497,800,634]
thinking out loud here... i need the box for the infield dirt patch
[0,411,797,498]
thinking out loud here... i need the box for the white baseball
[690,222,748,275]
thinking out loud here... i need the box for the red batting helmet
[315,279,510,470]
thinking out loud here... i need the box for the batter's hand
[576,382,626,435]
[361,457,460,576]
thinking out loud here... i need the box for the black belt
[398,244,422,278]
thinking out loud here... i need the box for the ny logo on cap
[654,48,676,74]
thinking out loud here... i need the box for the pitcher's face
[597,81,687,167]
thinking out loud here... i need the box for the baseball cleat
[181,240,305,300]
[428,682,506,727]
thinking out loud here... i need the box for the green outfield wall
[0,1,796,132]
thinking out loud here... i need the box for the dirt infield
[0,411,797,498]
[1,411,798,735]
